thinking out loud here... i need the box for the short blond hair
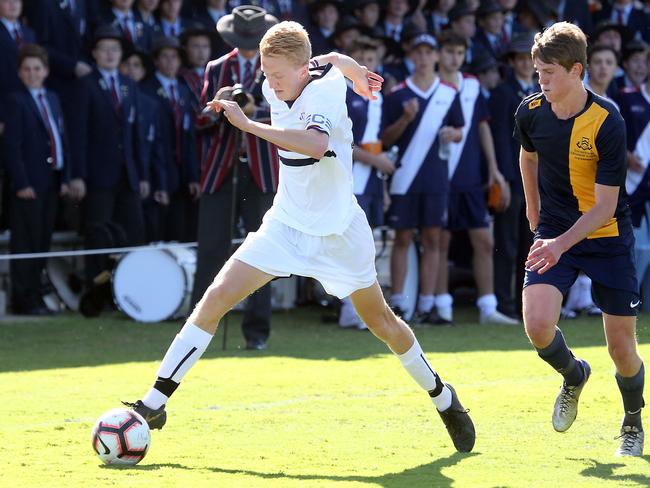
[260,21,311,67]
[531,22,588,80]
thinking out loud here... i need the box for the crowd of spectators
[1,0,649,318]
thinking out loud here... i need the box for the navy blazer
[23,0,92,80]
[100,10,155,52]
[70,70,142,192]
[136,91,166,193]
[139,75,199,194]
[594,3,649,42]
[560,0,593,36]
[488,76,539,194]
[0,22,36,121]
[3,86,70,192]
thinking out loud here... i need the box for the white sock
[435,294,453,321]
[418,294,434,314]
[142,323,214,409]
[477,293,497,317]
[390,293,407,309]
[395,339,452,411]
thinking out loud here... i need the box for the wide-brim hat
[333,15,364,39]
[217,5,278,50]
[622,39,649,61]
[151,35,183,56]
[505,31,535,56]
[92,24,131,52]
[476,0,505,18]
[593,20,631,45]
[180,20,219,46]
[469,51,498,74]
[448,4,476,22]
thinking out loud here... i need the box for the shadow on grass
[99,462,193,471]
[206,452,479,488]
[577,458,650,486]
[0,306,647,372]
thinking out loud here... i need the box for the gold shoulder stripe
[528,99,541,109]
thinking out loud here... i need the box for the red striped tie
[13,27,23,47]
[110,76,121,113]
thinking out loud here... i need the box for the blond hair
[531,22,588,80]
[259,21,311,67]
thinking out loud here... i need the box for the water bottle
[378,145,399,180]
[438,138,451,160]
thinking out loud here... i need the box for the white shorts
[233,206,377,298]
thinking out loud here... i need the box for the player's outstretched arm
[209,99,329,159]
[311,52,383,100]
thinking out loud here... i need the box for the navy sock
[615,363,645,430]
[536,328,584,386]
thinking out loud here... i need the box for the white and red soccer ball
[91,408,150,465]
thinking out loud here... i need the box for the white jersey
[262,64,357,236]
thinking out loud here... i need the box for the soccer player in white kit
[125,21,475,453]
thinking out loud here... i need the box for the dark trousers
[143,189,199,243]
[9,181,58,311]
[493,191,533,316]
[84,172,145,284]
[191,161,274,343]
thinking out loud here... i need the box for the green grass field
[1,307,649,487]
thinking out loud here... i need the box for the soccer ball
[91,408,151,465]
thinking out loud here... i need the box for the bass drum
[112,247,196,323]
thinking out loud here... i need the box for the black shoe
[411,309,453,327]
[122,400,167,430]
[437,383,476,452]
[245,339,267,350]
[14,305,52,316]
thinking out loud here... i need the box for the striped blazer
[197,49,279,194]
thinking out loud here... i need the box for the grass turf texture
[1,307,649,487]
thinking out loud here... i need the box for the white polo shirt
[262,64,357,236]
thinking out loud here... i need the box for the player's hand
[525,238,563,274]
[154,190,169,205]
[188,182,201,201]
[69,178,86,201]
[402,98,419,122]
[139,180,150,200]
[16,186,36,199]
[374,153,396,175]
[628,152,644,173]
[208,99,250,131]
[60,183,69,197]
[74,61,92,78]
[439,125,460,144]
[352,67,384,101]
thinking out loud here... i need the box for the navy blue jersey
[448,73,490,191]
[346,85,384,198]
[514,89,631,240]
[382,77,464,195]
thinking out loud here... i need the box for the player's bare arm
[209,98,329,159]
[519,147,540,231]
[311,52,384,100]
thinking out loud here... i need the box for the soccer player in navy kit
[381,33,465,324]
[125,22,476,454]
[516,22,644,456]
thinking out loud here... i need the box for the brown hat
[216,5,278,50]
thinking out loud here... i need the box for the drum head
[113,249,188,322]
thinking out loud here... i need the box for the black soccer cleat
[437,383,476,452]
[122,400,167,430]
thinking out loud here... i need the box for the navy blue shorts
[356,193,384,228]
[387,193,447,229]
[446,189,490,231]
[524,226,639,316]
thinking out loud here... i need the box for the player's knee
[364,305,401,341]
[473,233,494,256]
[523,309,555,345]
[393,232,413,249]
[607,340,637,368]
